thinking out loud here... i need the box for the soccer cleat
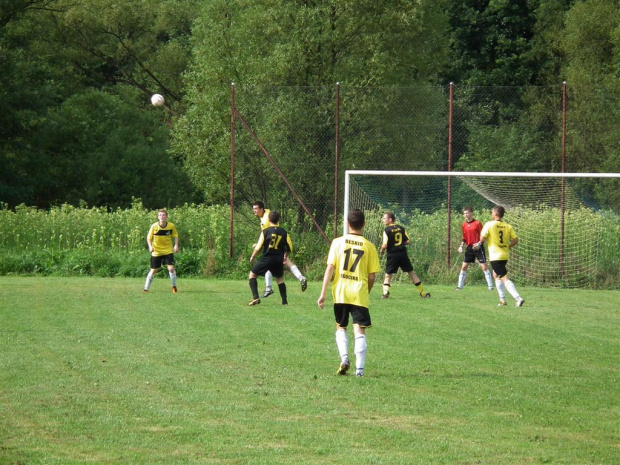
[282,301,288,305]
[142,289,149,294]
[516,297,525,307]
[336,359,350,375]
[421,293,431,298]
[262,289,274,298]
[498,300,507,306]
[381,293,390,299]
[489,287,494,291]
[248,298,261,306]
[356,371,364,377]
[300,277,308,292]
[455,287,462,291]
[171,286,178,294]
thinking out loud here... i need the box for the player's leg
[490,261,508,305]
[263,270,274,297]
[334,306,350,375]
[143,268,157,293]
[163,254,177,293]
[284,256,307,291]
[501,273,524,306]
[382,273,392,298]
[272,261,288,305]
[248,270,261,306]
[351,306,371,377]
[353,325,367,377]
[478,248,494,290]
[457,262,468,290]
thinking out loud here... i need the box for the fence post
[447,82,454,267]
[229,82,236,259]
[560,81,567,275]
[334,82,340,239]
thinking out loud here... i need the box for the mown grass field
[1,277,618,464]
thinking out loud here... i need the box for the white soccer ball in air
[151,93,165,106]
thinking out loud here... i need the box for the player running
[477,205,525,307]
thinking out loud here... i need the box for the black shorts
[150,254,175,269]
[334,303,372,328]
[385,252,414,274]
[251,255,284,278]
[464,245,487,264]
[490,260,508,279]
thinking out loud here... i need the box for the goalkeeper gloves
[472,242,482,251]
[458,245,463,253]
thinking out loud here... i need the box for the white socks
[495,279,506,301]
[484,269,493,289]
[335,329,348,361]
[504,279,520,300]
[458,271,466,288]
[354,334,367,373]
[144,273,154,291]
[265,271,273,290]
[289,264,303,281]
[169,271,177,287]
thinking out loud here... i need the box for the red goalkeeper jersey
[462,219,483,245]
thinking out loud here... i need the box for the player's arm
[250,232,265,263]
[368,272,376,293]
[146,227,154,253]
[380,231,388,255]
[509,237,518,248]
[317,264,335,309]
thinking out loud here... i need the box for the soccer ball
[151,94,165,107]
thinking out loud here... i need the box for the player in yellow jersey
[143,209,179,294]
[252,201,307,296]
[477,205,525,307]
[380,212,430,299]
[317,209,380,377]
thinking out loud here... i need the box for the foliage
[1,202,619,289]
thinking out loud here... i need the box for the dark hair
[384,212,395,221]
[463,206,473,213]
[348,209,365,230]
[253,201,265,210]
[493,205,505,219]
[268,211,280,224]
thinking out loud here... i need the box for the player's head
[463,206,473,220]
[492,205,505,219]
[382,212,395,225]
[348,209,365,231]
[157,209,168,223]
[252,201,265,216]
[268,211,280,225]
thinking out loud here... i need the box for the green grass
[1,277,618,464]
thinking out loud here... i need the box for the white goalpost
[344,170,620,288]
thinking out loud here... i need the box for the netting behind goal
[345,171,620,288]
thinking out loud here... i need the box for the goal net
[345,170,620,288]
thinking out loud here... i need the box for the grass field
[1,277,618,464]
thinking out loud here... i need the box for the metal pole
[229,82,235,259]
[560,81,567,275]
[334,83,340,239]
[447,82,454,267]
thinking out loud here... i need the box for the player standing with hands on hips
[143,209,179,294]
[317,209,380,377]
[476,205,525,307]
[456,206,494,291]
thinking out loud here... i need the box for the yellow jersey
[481,220,517,261]
[148,221,178,256]
[327,233,380,308]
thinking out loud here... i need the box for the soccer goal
[344,170,620,288]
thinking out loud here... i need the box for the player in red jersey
[456,206,494,291]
